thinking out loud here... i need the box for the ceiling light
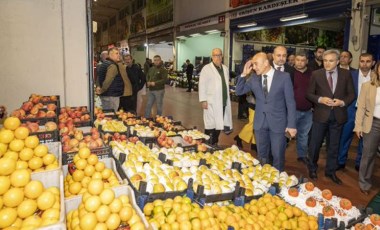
[148,43,155,46]
[205,30,220,34]
[280,13,308,22]
[237,22,257,28]
[190,33,202,37]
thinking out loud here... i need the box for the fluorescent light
[205,30,220,34]
[280,13,308,22]
[176,36,187,39]
[148,43,155,46]
[237,22,257,28]
[144,43,147,47]
[159,41,166,44]
[190,33,202,37]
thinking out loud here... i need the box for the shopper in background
[308,46,326,71]
[354,60,380,195]
[144,58,152,75]
[199,48,233,146]
[144,55,168,118]
[96,47,131,112]
[338,53,374,171]
[235,52,297,172]
[120,54,146,113]
[185,59,194,92]
[287,54,295,67]
[306,49,355,184]
[339,50,356,71]
[97,51,108,66]
[290,51,313,165]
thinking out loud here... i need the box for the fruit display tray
[21,116,58,125]
[31,128,59,144]
[30,142,62,176]
[62,145,111,165]
[31,170,66,230]
[65,185,152,230]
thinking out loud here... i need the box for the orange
[0,157,16,176]
[17,199,37,219]
[79,212,98,230]
[94,161,105,172]
[106,213,120,230]
[3,188,24,208]
[88,179,104,195]
[78,147,91,159]
[24,136,40,149]
[95,205,111,223]
[4,117,21,131]
[14,127,30,140]
[0,176,11,195]
[84,196,102,212]
[19,148,34,161]
[10,169,31,187]
[119,206,133,222]
[0,130,15,144]
[9,139,24,152]
[87,154,99,166]
[34,144,48,157]
[28,157,43,170]
[99,188,115,205]
[24,180,44,199]
[37,191,56,210]
[0,207,18,228]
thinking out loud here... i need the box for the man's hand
[95,87,101,95]
[285,128,297,138]
[331,98,344,107]
[319,97,334,106]
[355,131,363,138]
[242,60,253,77]
[201,101,208,109]
[147,81,155,87]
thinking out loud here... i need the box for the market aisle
[140,85,379,206]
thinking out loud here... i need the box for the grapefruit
[14,127,30,140]
[4,117,21,131]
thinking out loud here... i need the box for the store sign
[146,22,174,34]
[180,16,223,32]
[230,0,317,19]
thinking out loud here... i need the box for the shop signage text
[230,0,317,19]
[180,16,223,32]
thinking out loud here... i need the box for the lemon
[106,213,121,230]
[42,153,56,165]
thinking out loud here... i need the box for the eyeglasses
[212,54,223,57]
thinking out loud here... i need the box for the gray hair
[323,49,340,61]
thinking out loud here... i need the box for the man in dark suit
[271,46,294,75]
[236,52,297,172]
[308,46,326,72]
[337,53,374,171]
[339,50,357,71]
[306,49,355,184]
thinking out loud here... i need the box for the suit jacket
[235,70,296,133]
[306,68,355,124]
[354,81,379,133]
[346,69,359,117]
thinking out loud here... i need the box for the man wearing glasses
[199,48,233,146]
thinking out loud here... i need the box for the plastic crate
[21,116,58,125]
[31,129,60,143]
[65,185,151,230]
[31,170,66,230]
[62,145,111,165]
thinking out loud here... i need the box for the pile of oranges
[64,147,120,198]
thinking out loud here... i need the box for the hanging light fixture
[280,13,309,22]
[237,22,257,28]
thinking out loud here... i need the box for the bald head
[273,46,287,66]
[251,52,271,75]
[211,48,223,67]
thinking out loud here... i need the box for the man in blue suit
[235,52,297,172]
[337,53,375,171]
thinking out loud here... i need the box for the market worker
[199,48,233,146]
[308,46,326,72]
[235,52,297,172]
[144,55,168,118]
[271,46,294,75]
[306,49,355,185]
[338,53,375,171]
[96,47,131,112]
[120,54,146,113]
[354,60,380,195]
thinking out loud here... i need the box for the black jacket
[126,64,146,95]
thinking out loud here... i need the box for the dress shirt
[262,67,275,93]
[375,88,380,119]
[326,68,338,93]
[358,70,371,97]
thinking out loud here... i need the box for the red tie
[328,71,333,92]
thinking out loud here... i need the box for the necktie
[328,71,333,92]
[277,66,282,71]
[263,75,268,97]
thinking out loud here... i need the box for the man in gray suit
[235,52,297,171]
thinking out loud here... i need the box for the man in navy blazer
[337,53,374,171]
[235,52,297,172]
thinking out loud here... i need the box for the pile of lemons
[66,184,145,230]
[64,147,120,198]
[0,117,59,173]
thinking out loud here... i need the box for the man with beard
[308,46,326,72]
[271,46,294,75]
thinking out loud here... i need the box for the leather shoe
[309,171,317,180]
[355,165,360,171]
[297,157,308,165]
[360,188,369,195]
[234,135,243,148]
[325,173,342,185]
[336,164,345,171]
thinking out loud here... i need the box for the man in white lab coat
[199,48,233,145]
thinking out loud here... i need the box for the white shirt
[358,70,371,97]
[273,63,283,72]
[262,67,275,93]
[374,87,380,119]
